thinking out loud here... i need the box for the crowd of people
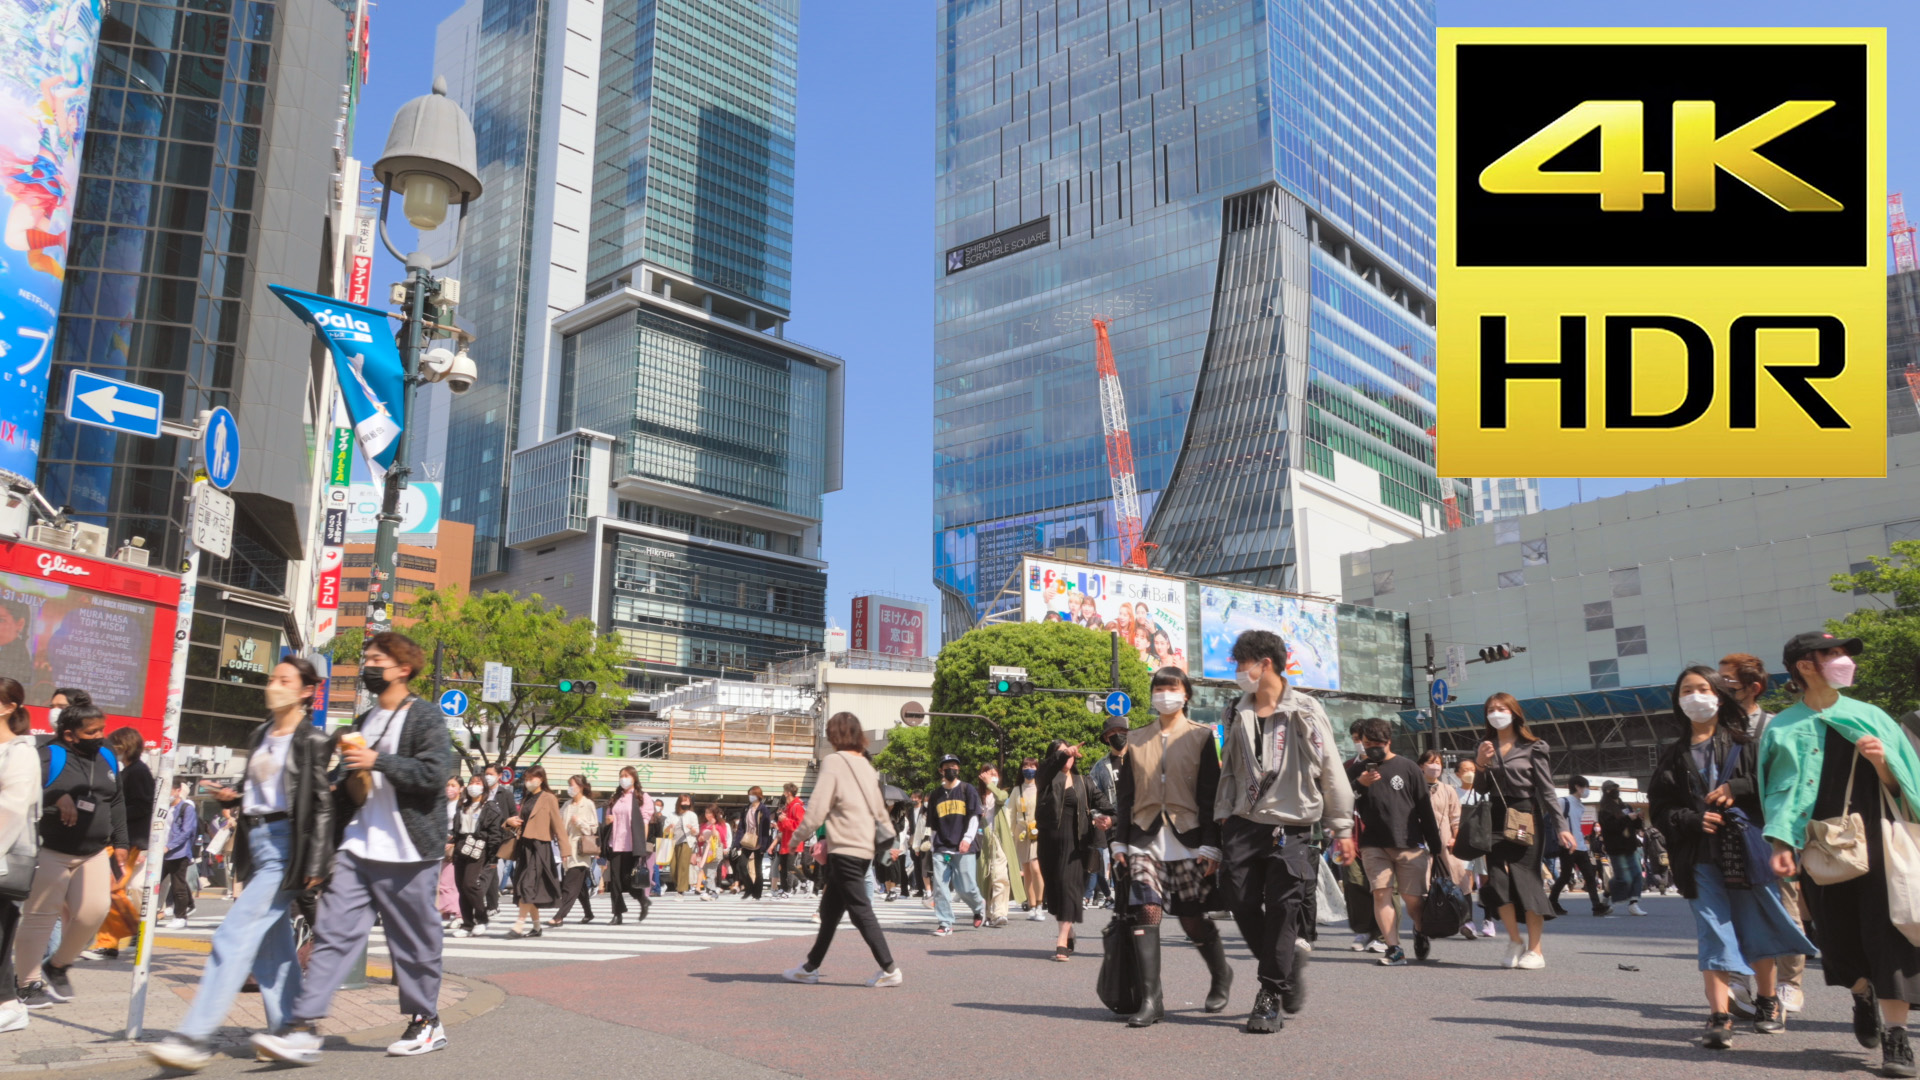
[0,620,1906,1076]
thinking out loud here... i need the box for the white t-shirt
[242,731,294,815]
[339,705,425,863]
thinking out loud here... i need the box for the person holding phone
[1036,740,1094,960]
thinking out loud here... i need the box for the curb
[0,973,505,1075]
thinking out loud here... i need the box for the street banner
[1437,28,1885,477]
[268,285,405,479]
[0,0,104,480]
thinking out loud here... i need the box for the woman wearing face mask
[1013,759,1043,918]
[736,787,774,900]
[1420,749,1471,913]
[0,680,39,1032]
[449,776,505,938]
[502,766,562,938]
[1036,738,1095,961]
[1648,667,1815,1052]
[550,776,601,925]
[1453,757,1494,939]
[14,704,127,1009]
[437,778,463,928]
[1107,667,1227,1026]
[1759,633,1920,1076]
[602,766,651,923]
[669,797,699,893]
[1474,693,1576,971]
[145,659,335,1070]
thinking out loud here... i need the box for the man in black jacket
[253,632,454,1065]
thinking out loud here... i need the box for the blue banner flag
[269,285,405,480]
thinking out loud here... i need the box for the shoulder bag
[1453,789,1495,861]
[575,806,601,857]
[1483,754,1536,848]
[1803,744,1871,885]
[0,741,38,903]
[1880,780,1920,945]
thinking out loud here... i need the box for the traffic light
[1478,643,1515,664]
[557,679,598,695]
[988,678,1034,697]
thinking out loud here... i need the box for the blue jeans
[931,850,983,927]
[177,821,301,1041]
[1608,850,1643,902]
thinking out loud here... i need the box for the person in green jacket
[976,762,1025,926]
[1759,631,1920,1078]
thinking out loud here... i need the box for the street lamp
[362,76,483,637]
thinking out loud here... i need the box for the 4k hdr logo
[1438,29,1886,477]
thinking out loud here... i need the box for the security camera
[445,350,477,394]
[420,347,456,381]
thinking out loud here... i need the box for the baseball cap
[937,753,962,767]
[1100,715,1132,736]
[1782,630,1863,672]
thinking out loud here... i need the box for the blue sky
[354,0,1917,627]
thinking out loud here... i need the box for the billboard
[0,539,180,743]
[1198,586,1341,692]
[850,596,929,658]
[1022,557,1188,672]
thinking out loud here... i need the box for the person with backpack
[1597,782,1648,916]
[14,703,126,1009]
[1548,776,1608,917]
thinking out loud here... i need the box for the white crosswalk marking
[165,892,947,963]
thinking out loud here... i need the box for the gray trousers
[292,851,443,1022]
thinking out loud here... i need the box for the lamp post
[364,76,483,640]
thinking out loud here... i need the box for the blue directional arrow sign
[439,689,469,718]
[64,371,164,439]
[1105,690,1133,717]
[1431,678,1449,707]
[203,406,240,490]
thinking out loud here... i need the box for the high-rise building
[933,0,1462,637]
[1888,268,1920,436]
[1473,477,1542,521]
[433,0,841,691]
[38,0,361,747]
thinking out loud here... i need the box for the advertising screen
[1198,586,1341,691]
[1022,558,1189,672]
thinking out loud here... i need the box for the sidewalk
[0,945,499,1074]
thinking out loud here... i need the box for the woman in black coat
[1036,740,1095,957]
[449,779,507,937]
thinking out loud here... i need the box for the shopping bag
[1881,784,1920,946]
[1096,913,1143,1015]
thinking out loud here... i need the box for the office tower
[38,0,359,746]
[933,0,1462,634]
[1474,477,1543,521]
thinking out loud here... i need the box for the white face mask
[1423,764,1443,781]
[484,775,498,787]
[46,707,60,727]
[1151,691,1186,716]
[1486,710,1513,730]
[750,795,760,803]
[1679,692,1720,722]
[466,783,482,797]
[619,776,634,790]
[1234,664,1264,694]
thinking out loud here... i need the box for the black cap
[937,754,961,767]
[1782,630,1863,672]
[1100,715,1131,735]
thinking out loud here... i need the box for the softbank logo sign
[314,308,375,345]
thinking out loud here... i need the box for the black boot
[1194,927,1233,1014]
[1126,925,1164,1028]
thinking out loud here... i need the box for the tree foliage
[927,621,1153,780]
[329,587,628,773]
[872,723,933,795]
[1827,540,1920,719]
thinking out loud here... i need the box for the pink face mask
[1822,654,1857,689]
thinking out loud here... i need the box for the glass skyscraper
[934,0,1464,633]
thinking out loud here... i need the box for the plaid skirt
[1127,851,1218,916]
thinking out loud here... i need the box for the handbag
[1453,794,1495,861]
[1803,745,1872,885]
[1712,745,1775,890]
[0,742,38,903]
[850,757,897,869]
[1880,782,1920,946]
[1421,852,1472,938]
[1483,762,1536,848]
[458,834,488,861]
[1096,912,1144,1015]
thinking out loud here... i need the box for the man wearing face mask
[15,704,126,1009]
[926,754,985,935]
[253,631,455,1065]
[1084,721,1124,910]
[1345,718,1445,967]
[1548,775,1609,918]
[1215,630,1356,1034]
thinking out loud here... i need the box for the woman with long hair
[781,712,900,986]
[1037,737,1095,961]
[0,679,37,1032]
[669,796,698,893]
[503,766,562,938]
[449,774,505,938]
[436,778,462,928]
[1474,693,1576,970]
[147,659,335,1070]
[549,775,600,925]
[1648,666,1814,1051]
[602,765,651,923]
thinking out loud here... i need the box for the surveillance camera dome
[445,350,477,394]
[421,347,456,380]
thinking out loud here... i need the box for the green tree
[330,587,628,773]
[873,723,933,796]
[927,621,1152,774]
[1827,540,1920,718]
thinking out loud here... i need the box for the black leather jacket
[451,797,508,859]
[220,719,336,887]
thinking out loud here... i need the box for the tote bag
[1803,745,1871,886]
[1453,795,1495,861]
[1880,783,1920,946]
[0,741,38,903]
[1096,912,1144,1015]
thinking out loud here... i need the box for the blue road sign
[1105,690,1133,717]
[204,406,240,489]
[439,689,469,718]
[64,371,164,439]
[1431,678,1449,707]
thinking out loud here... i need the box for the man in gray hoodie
[1214,629,1355,1034]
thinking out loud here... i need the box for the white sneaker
[1479,919,1497,939]
[1351,934,1371,951]
[0,1001,26,1033]
[146,1035,212,1071]
[472,923,489,937]
[1728,976,1757,1019]
[782,964,821,984]
[1295,938,1313,954]
[1026,909,1046,922]
[251,1028,324,1066]
[866,967,903,988]
[1366,939,1387,953]
[1516,949,1546,970]
[451,927,471,938]
[1460,922,1478,940]
[385,1016,446,1057]
[1502,941,1523,969]
[1780,984,1805,1014]
[1628,901,1647,916]
[163,917,188,930]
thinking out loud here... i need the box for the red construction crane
[1092,318,1146,568]
[1893,192,1918,273]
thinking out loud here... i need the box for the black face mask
[1022,768,1037,779]
[71,735,103,755]
[941,768,959,781]
[1104,733,1127,751]
[360,665,390,693]
[1364,746,1386,764]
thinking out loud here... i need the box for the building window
[1371,569,1395,596]
[397,554,438,572]
[1583,600,1614,632]
[1610,567,1641,598]
[1889,519,1920,546]
[1521,539,1547,566]
[1497,569,1525,589]
[1350,550,1371,575]
[1851,560,1877,596]
[1615,625,1648,656]
[1494,520,1520,546]
[1589,659,1620,689]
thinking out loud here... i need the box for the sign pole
[126,477,205,1039]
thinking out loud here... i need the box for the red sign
[876,603,924,657]
[850,597,868,651]
[348,255,372,305]
[0,540,182,744]
[315,547,342,611]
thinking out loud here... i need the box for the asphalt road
[173,891,1889,1080]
